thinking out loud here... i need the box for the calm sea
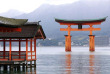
[1,47,110,74]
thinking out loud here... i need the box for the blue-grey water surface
[1,47,110,74]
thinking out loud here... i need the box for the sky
[0,0,79,13]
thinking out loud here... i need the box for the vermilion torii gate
[55,17,107,52]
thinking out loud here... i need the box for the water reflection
[65,53,96,74]
[26,67,36,74]
[1,47,110,74]
[89,54,95,74]
[65,53,72,74]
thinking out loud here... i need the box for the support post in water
[89,35,95,51]
[65,35,72,52]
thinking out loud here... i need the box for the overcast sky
[0,0,79,13]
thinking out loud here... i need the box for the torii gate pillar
[89,35,95,51]
[65,35,72,52]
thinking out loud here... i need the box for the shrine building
[0,16,46,69]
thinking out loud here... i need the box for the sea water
[1,47,110,74]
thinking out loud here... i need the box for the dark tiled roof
[0,23,46,39]
[55,17,107,24]
[0,16,28,27]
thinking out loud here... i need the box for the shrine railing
[0,51,26,61]
[27,51,36,61]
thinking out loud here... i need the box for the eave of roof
[0,24,46,39]
[55,16,107,24]
[33,25,46,39]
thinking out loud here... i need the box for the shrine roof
[0,16,46,39]
[55,17,107,25]
[0,23,46,39]
[0,16,28,28]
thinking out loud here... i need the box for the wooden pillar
[30,39,32,67]
[30,61,32,67]
[34,38,36,60]
[26,39,28,60]
[34,38,36,67]
[23,63,25,71]
[3,39,5,59]
[65,35,72,52]
[9,39,11,60]
[0,65,1,70]
[30,39,32,60]
[10,65,14,71]
[67,25,71,36]
[89,35,95,51]
[19,39,21,59]
[17,64,20,71]
[4,65,7,71]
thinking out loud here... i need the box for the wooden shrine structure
[0,16,46,69]
[55,17,107,52]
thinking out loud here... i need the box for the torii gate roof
[55,17,107,25]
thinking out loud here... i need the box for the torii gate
[55,17,107,52]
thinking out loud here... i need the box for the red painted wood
[0,38,37,61]
[0,59,8,61]
[0,27,21,32]
[12,59,24,61]
[0,39,34,42]
[39,30,45,39]
[27,59,36,61]
[34,38,36,60]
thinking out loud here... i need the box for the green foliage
[38,39,59,46]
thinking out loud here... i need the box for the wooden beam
[60,28,100,31]
[35,37,44,39]
[39,29,45,39]
[71,28,101,31]
[0,27,21,32]
[13,28,22,32]
[0,59,8,61]
[60,28,68,31]
[0,39,33,42]
[12,59,24,61]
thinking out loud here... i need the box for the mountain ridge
[0,9,24,18]
[1,0,110,38]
